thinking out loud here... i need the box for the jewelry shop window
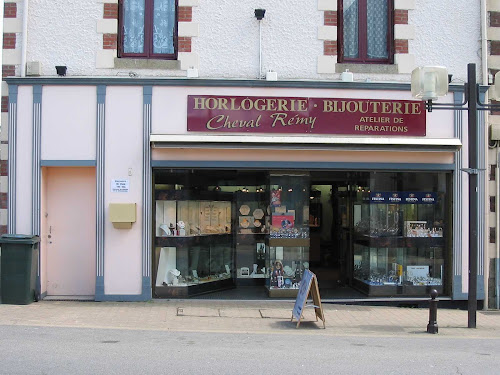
[338,0,393,64]
[118,0,178,59]
[352,172,450,296]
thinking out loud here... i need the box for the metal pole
[427,289,439,334]
[467,63,478,329]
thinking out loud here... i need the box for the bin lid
[0,234,41,244]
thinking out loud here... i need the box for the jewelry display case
[153,192,234,297]
[352,191,445,296]
[235,190,269,285]
[265,174,310,297]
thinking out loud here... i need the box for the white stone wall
[411,0,482,82]
[22,0,482,82]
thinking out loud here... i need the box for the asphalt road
[0,325,498,375]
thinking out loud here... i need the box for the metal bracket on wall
[461,168,486,175]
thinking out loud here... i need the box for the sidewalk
[1,300,499,338]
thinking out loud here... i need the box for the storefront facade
[5,77,486,302]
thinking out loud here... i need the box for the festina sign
[187,95,426,136]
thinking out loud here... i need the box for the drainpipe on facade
[258,20,262,79]
[20,0,29,77]
[497,152,500,309]
[0,1,4,82]
[480,0,490,309]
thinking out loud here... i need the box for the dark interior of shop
[153,169,449,300]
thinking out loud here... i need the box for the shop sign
[369,192,437,204]
[187,95,426,136]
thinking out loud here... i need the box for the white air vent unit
[26,61,41,76]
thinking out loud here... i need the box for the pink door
[45,167,96,296]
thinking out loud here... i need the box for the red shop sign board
[187,95,426,136]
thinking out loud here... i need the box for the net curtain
[123,0,175,54]
[343,0,388,60]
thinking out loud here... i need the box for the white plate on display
[239,205,250,215]
[253,209,264,219]
[253,220,261,227]
[240,218,250,228]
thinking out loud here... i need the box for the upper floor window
[339,0,393,64]
[119,0,177,59]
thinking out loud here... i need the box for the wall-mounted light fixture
[411,63,500,328]
[254,9,266,20]
[55,66,67,76]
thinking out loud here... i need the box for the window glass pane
[367,0,388,59]
[343,0,359,58]
[153,0,176,54]
[123,0,145,53]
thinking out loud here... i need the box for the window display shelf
[155,234,231,247]
[352,190,447,296]
[268,238,310,247]
[153,196,234,298]
[265,174,311,297]
[234,191,268,285]
[353,244,444,296]
[353,234,444,248]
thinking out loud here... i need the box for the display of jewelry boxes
[265,174,310,297]
[266,238,310,297]
[352,191,445,296]
[353,244,444,296]
[154,196,233,297]
[155,200,231,237]
[405,221,443,238]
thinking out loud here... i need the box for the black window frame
[118,0,178,60]
[338,0,394,64]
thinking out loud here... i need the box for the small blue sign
[370,192,438,204]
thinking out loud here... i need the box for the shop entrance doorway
[308,172,369,299]
[44,167,96,297]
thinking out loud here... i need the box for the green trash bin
[0,234,40,305]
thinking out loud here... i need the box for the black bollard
[426,289,439,334]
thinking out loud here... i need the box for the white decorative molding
[487,27,500,41]
[3,19,23,33]
[318,0,337,11]
[394,24,415,40]
[1,82,9,96]
[96,49,117,69]
[317,55,337,74]
[394,0,416,10]
[0,114,8,142]
[0,177,8,193]
[97,0,118,3]
[0,144,8,161]
[488,112,500,124]
[488,55,500,70]
[487,0,500,12]
[96,19,118,34]
[0,209,7,226]
[178,22,199,37]
[2,49,22,64]
[178,51,199,70]
[179,0,200,6]
[395,53,415,74]
[318,25,337,41]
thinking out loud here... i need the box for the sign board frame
[291,269,326,329]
